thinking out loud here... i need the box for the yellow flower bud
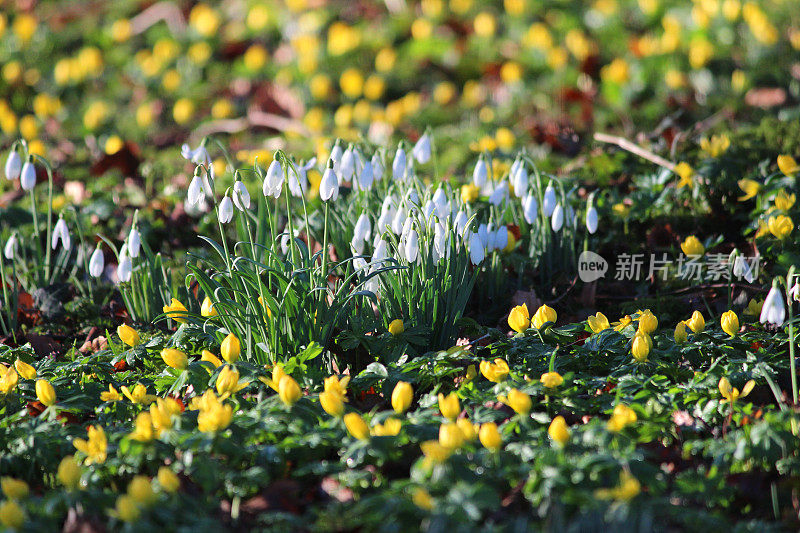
[388,319,404,335]
[319,390,345,417]
[13,359,35,380]
[548,415,570,446]
[777,155,799,176]
[631,332,650,363]
[587,312,610,333]
[438,422,465,449]
[220,333,240,363]
[686,310,705,333]
[479,359,510,382]
[162,298,188,323]
[127,475,156,507]
[501,388,532,415]
[114,494,140,523]
[507,304,530,333]
[637,310,658,334]
[344,412,370,440]
[478,422,502,451]
[0,500,25,530]
[157,467,180,493]
[680,236,704,257]
[391,381,413,413]
[540,371,564,389]
[35,379,56,406]
[160,348,188,370]
[201,296,217,317]
[674,321,688,344]
[201,350,223,368]
[720,310,739,337]
[57,456,81,490]
[532,304,557,329]
[116,324,140,347]
[278,375,302,406]
[437,392,460,421]
[456,418,478,441]
[1,477,29,500]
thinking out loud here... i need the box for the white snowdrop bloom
[732,255,755,283]
[329,142,343,174]
[469,232,485,265]
[485,224,498,252]
[488,181,508,206]
[358,159,374,191]
[478,223,488,249]
[586,206,598,234]
[319,162,339,202]
[432,188,448,216]
[760,285,786,325]
[789,282,800,302]
[280,233,292,255]
[354,213,371,243]
[371,153,384,181]
[423,200,436,220]
[233,180,251,210]
[117,249,132,283]
[289,158,314,197]
[353,257,368,271]
[401,217,414,239]
[510,161,528,197]
[543,184,557,217]
[187,174,204,207]
[412,133,431,164]
[181,142,213,172]
[523,194,538,224]
[433,222,447,260]
[372,238,388,262]
[454,210,468,237]
[391,207,406,235]
[128,227,141,258]
[551,203,564,232]
[20,160,35,191]
[377,208,394,235]
[340,145,356,181]
[495,226,508,251]
[392,145,407,181]
[263,159,284,198]
[4,234,17,259]
[89,246,105,278]
[52,218,71,251]
[218,195,234,224]
[5,150,21,180]
[405,188,420,208]
[473,157,487,188]
[351,236,365,255]
[404,230,419,262]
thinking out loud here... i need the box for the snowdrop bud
[329,142,343,174]
[404,230,419,262]
[523,194,538,224]
[128,227,140,258]
[340,145,356,181]
[790,282,800,302]
[473,157,488,188]
[376,209,393,235]
[4,234,17,259]
[319,160,339,202]
[496,226,508,250]
[5,150,21,180]
[89,246,104,278]
[485,224,498,251]
[354,213,371,243]
[233,180,250,210]
[586,206,598,234]
[373,239,388,262]
[413,133,432,164]
[551,203,564,231]
[454,210,468,236]
[392,145,407,181]
[188,175,204,206]
[478,223,488,248]
[406,188,419,207]
[359,160,374,190]
[263,159,284,198]
[20,159,36,191]
[488,181,508,206]
[511,161,528,197]
[760,285,786,326]
[543,184,556,217]
[401,217,414,238]
[423,200,436,219]
[218,195,234,224]
[371,153,384,181]
[117,250,132,283]
[434,222,447,257]
[469,232,485,265]
[391,207,406,235]
[52,218,71,251]
[280,233,291,255]
[733,255,754,283]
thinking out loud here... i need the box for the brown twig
[130,1,187,35]
[594,132,676,172]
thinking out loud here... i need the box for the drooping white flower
[543,183,556,217]
[5,150,21,181]
[423,200,436,220]
[20,160,35,191]
[391,207,406,235]
[128,227,141,258]
[89,246,105,278]
[454,210,468,237]
[263,159,284,199]
[340,145,357,182]
[495,225,508,251]
[478,223,488,249]
[289,158,314,197]
[405,188,420,207]
[733,255,755,283]
[790,281,800,302]
[469,232,485,265]
[404,230,419,262]
[181,142,214,177]
[353,213,371,243]
[4,234,17,259]
[329,142,343,174]
[433,222,447,261]
[401,217,414,239]
[371,153,384,181]
[233,180,251,210]
[319,162,339,202]
[586,206,598,234]
[523,194,538,224]
[372,238,388,262]
[473,157,487,188]
[510,160,528,197]
[218,195,234,223]
[377,208,394,236]
[392,145,407,181]
[117,249,132,283]
[281,233,292,255]
[187,175,204,207]
[551,203,564,232]
[358,159,374,191]
[412,133,431,164]
[760,285,786,326]
[488,181,509,206]
[52,218,71,251]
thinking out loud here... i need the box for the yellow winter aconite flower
[720,310,739,337]
[1,478,28,500]
[13,359,35,380]
[478,422,502,451]
[73,425,108,465]
[201,297,217,317]
[323,375,350,398]
[674,162,694,189]
[278,375,302,406]
[220,333,240,363]
[674,321,688,344]
[216,366,248,399]
[744,299,763,316]
[113,494,140,523]
[596,471,641,501]
[461,183,480,203]
[388,319,404,335]
[718,377,755,403]
[420,440,451,463]
[686,311,705,333]
[637,310,658,334]
[532,304,557,329]
[158,467,180,493]
[196,392,233,433]
[480,359,510,382]
[767,215,793,240]
[540,371,564,389]
[0,500,24,530]
[163,298,188,323]
[631,332,650,362]
[457,418,479,441]
[57,456,81,490]
[344,413,370,440]
[129,412,155,442]
[587,312,610,333]
[391,381,413,413]
[774,190,796,212]
[320,390,345,417]
[1,367,19,395]
[36,379,56,406]
[438,392,460,421]
[127,475,156,507]
[411,488,434,510]
[680,236,704,257]
[438,422,465,449]
[699,134,730,157]
[777,155,799,176]
[121,383,156,404]
[499,388,532,415]
[507,303,530,333]
[161,348,188,370]
[607,404,637,432]
[117,324,140,347]
[737,179,761,201]
[201,350,223,368]
[601,58,630,84]
[548,416,570,446]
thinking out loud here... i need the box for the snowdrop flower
[319,160,339,202]
[351,235,365,255]
[353,213,371,244]
[372,239,388,262]
[551,203,564,231]
[128,226,141,258]
[218,194,234,224]
[401,217,414,239]
[117,249,132,283]
[488,181,508,206]
[478,223,488,249]
[181,141,214,177]
[391,207,406,235]
[4,234,17,259]
[263,159,284,199]
[371,153,384,181]
[523,194,538,224]
[52,217,71,251]
[377,208,394,235]
[392,144,407,181]
[473,157,488,188]
[187,174,204,207]
[357,159,374,191]
[89,246,104,278]
[289,158,314,197]
[423,200,436,220]
[733,255,755,283]
[404,230,419,262]
[340,145,357,181]
[432,188,449,218]
[760,285,786,326]
[20,159,36,191]
[233,179,251,210]
[586,205,598,234]
[454,210,468,237]
[329,141,343,174]
[495,225,508,251]
[469,232,485,265]
[433,222,447,261]
[543,184,557,217]
[5,150,21,180]
[413,133,431,164]
[510,160,528,197]
[405,188,420,207]
[280,233,292,255]
[790,281,800,302]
